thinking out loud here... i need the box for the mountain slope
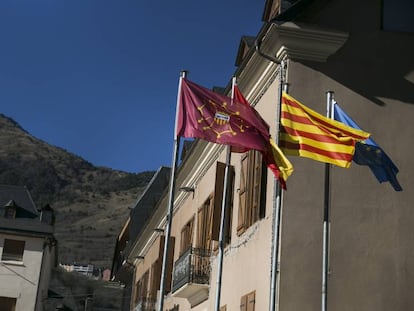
[0,113,155,267]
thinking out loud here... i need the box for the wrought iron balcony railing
[172,247,211,293]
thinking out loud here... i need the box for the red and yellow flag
[280,93,370,168]
[177,79,293,188]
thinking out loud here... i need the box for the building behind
[0,185,57,311]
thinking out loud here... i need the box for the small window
[0,297,16,311]
[2,239,25,262]
[4,207,16,219]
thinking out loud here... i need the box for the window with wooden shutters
[238,150,267,236]
[196,197,214,251]
[180,217,194,255]
[212,161,235,246]
[240,291,255,311]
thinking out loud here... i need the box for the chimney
[40,204,55,225]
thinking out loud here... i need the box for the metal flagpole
[213,76,236,311]
[322,91,334,311]
[157,70,187,311]
[254,35,288,311]
[269,60,288,311]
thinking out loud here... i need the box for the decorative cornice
[264,22,349,62]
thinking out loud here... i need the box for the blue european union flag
[333,102,402,191]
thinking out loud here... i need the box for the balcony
[171,247,211,307]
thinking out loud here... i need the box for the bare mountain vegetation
[0,113,154,268]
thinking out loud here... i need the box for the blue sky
[0,0,264,173]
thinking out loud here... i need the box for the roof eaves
[270,0,315,24]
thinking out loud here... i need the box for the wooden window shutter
[149,259,161,299]
[238,153,249,235]
[240,294,247,311]
[158,235,175,294]
[180,217,194,255]
[188,218,194,249]
[252,151,263,223]
[196,198,213,250]
[212,161,226,240]
[207,196,214,248]
[220,305,227,311]
[246,291,256,311]
[180,228,186,255]
[224,165,235,245]
[165,236,175,293]
[143,270,149,298]
[137,270,149,300]
[196,207,204,248]
[134,279,141,304]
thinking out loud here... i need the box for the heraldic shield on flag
[177,78,271,153]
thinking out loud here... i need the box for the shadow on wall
[303,30,414,107]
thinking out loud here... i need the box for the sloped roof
[0,185,54,236]
[0,216,54,236]
[235,36,256,66]
[0,184,39,218]
[129,166,170,244]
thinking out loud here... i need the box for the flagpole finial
[180,70,188,78]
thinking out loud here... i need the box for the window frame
[0,297,16,311]
[1,239,25,263]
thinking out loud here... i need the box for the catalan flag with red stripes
[280,93,370,168]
